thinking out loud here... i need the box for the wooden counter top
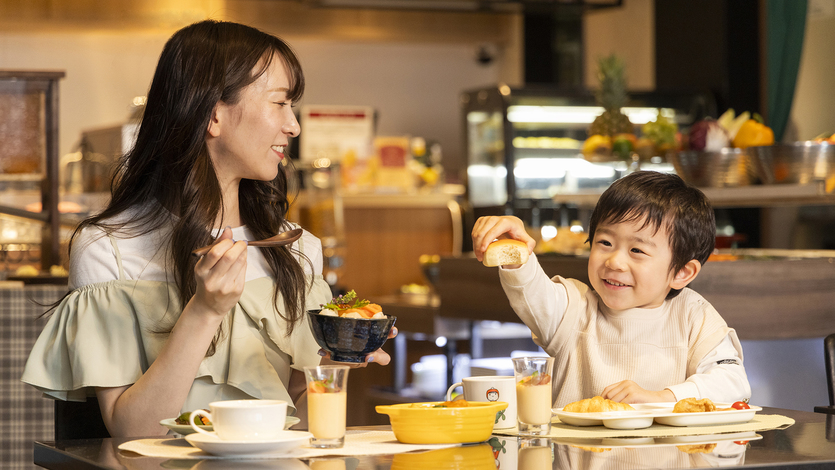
[437,254,835,341]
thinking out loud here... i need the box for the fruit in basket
[611,133,636,159]
[733,116,774,149]
[581,134,612,156]
[641,112,679,156]
[686,109,773,152]
[689,119,730,152]
[588,55,634,138]
[717,109,750,140]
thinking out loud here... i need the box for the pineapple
[589,54,634,137]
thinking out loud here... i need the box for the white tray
[652,403,762,427]
[553,403,761,430]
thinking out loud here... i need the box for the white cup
[189,399,287,441]
[445,375,517,429]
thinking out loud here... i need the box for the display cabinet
[0,70,65,270]
[461,85,714,224]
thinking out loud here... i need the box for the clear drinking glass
[512,356,555,435]
[304,365,350,448]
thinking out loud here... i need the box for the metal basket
[747,142,835,184]
[668,148,756,187]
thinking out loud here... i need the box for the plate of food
[307,290,396,363]
[161,412,300,435]
[553,397,759,429]
[553,396,657,429]
[652,398,761,427]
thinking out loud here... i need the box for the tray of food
[553,397,662,430]
[652,398,760,427]
[553,397,758,430]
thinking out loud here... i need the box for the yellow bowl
[376,401,508,444]
[390,444,495,470]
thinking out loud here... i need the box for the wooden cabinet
[0,70,65,269]
[292,189,464,298]
[341,193,462,297]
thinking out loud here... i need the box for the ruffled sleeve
[23,224,335,414]
[21,281,178,401]
[23,275,332,411]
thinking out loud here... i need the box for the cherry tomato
[731,401,750,410]
[733,440,749,446]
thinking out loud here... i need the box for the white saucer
[162,416,301,435]
[185,430,312,457]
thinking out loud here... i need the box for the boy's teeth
[607,280,626,286]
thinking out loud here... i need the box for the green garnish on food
[175,410,211,426]
[321,290,370,311]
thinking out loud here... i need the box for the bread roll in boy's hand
[482,239,530,267]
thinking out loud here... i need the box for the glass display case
[462,85,715,226]
[0,70,65,271]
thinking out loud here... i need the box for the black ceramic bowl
[307,309,397,363]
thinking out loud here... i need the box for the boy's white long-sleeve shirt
[499,253,751,407]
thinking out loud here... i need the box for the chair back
[826,334,835,407]
[54,397,110,440]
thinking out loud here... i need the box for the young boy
[472,171,751,406]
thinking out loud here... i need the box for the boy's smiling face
[588,216,678,311]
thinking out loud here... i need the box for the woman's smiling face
[208,53,300,185]
[587,216,678,311]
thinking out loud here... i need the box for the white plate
[161,416,300,435]
[553,403,760,429]
[652,403,762,427]
[553,404,663,429]
[185,430,312,457]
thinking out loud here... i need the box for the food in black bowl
[307,290,397,363]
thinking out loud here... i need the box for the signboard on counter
[299,105,375,164]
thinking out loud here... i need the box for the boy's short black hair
[587,171,715,299]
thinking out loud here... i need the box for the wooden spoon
[191,228,303,257]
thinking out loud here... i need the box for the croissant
[563,396,635,413]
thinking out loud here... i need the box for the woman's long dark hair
[70,20,310,353]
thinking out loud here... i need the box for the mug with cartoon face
[445,375,517,429]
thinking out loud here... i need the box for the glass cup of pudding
[304,365,350,448]
[512,356,555,435]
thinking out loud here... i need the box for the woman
[22,20,394,437]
